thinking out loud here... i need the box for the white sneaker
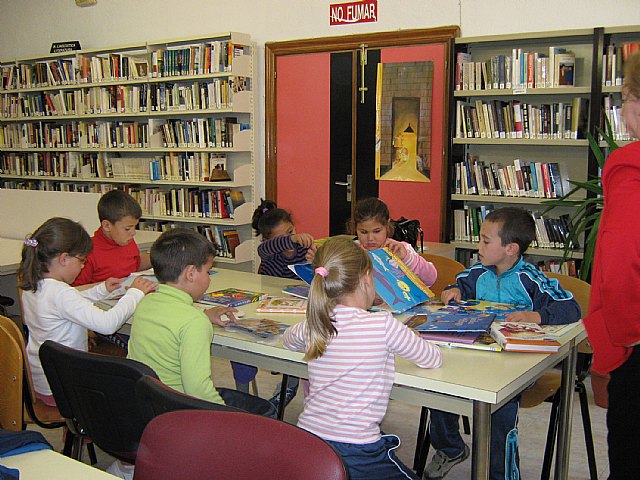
[106,459,135,480]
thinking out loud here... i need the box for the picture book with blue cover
[282,284,310,299]
[405,299,528,321]
[288,263,315,285]
[200,288,266,307]
[368,247,434,313]
[412,312,496,332]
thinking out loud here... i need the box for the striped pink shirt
[283,305,442,444]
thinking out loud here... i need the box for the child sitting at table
[283,236,442,480]
[229,199,315,406]
[73,189,151,286]
[18,217,156,407]
[127,228,275,418]
[306,197,437,287]
[423,207,581,480]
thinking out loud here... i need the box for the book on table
[256,297,307,314]
[490,321,561,353]
[200,287,266,307]
[404,299,528,320]
[281,284,310,299]
[224,318,288,341]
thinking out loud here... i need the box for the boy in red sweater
[73,189,151,286]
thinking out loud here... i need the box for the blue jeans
[327,434,419,480]
[429,397,520,480]
[230,361,257,383]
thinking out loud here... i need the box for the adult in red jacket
[584,51,640,480]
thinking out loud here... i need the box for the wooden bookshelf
[0,33,256,269]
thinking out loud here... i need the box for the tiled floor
[32,356,610,479]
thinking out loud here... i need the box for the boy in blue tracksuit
[423,207,581,480]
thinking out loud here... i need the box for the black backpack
[391,217,424,253]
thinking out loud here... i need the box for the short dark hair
[98,189,142,223]
[485,207,536,256]
[150,228,216,283]
[251,199,292,238]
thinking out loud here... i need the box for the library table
[206,269,585,480]
[0,449,115,479]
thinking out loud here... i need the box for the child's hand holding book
[441,287,462,304]
[291,232,314,249]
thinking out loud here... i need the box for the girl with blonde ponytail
[284,236,442,480]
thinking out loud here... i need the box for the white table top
[0,449,114,479]
[205,269,585,414]
[0,230,160,276]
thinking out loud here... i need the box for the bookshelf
[448,28,601,273]
[0,32,256,269]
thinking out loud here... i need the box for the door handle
[334,175,352,201]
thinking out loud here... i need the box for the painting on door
[375,61,433,182]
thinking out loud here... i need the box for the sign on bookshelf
[50,41,81,54]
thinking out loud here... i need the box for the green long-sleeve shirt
[128,284,224,404]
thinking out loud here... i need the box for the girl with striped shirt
[284,236,442,480]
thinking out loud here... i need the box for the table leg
[554,343,577,480]
[472,401,491,480]
[277,373,290,420]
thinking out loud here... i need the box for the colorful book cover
[368,247,434,313]
[405,299,528,321]
[200,287,266,307]
[225,318,288,340]
[410,312,495,333]
[282,284,310,299]
[490,321,561,353]
[256,297,307,314]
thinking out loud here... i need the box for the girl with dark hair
[18,217,155,407]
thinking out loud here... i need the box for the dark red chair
[133,410,349,480]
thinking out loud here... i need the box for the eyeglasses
[73,256,87,266]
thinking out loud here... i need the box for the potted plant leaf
[542,120,618,281]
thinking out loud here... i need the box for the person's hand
[206,306,239,327]
[104,277,122,293]
[291,233,314,249]
[129,277,157,295]
[440,288,461,304]
[305,243,318,263]
[505,311,542,324]
[384,238,408,260]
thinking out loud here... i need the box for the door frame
[265,26,460,240]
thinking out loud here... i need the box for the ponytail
[17,217,93,292]
[305,236,371,360]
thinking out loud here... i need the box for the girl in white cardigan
[18,217,155,406]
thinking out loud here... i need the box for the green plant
[543,121,618,281]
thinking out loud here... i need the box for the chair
[134,375,242,426]
[133,410,349,480]
[0,315,67,431]
[519,272,597,480]
[414,254,469,474]
[419,253,466,298]
[39,340,158,464]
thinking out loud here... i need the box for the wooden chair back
[0,314,66,428]
[0,318,24,430]
[419,253,466,297]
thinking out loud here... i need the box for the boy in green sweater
[128,228,275,416]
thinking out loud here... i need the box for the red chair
[133,410,349,480]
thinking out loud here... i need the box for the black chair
[135,375,242,426]
[39,340,158,464]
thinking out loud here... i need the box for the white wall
[1,0,639,194]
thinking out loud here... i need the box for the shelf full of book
[0,32,257,269]
[448,29,598,275]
